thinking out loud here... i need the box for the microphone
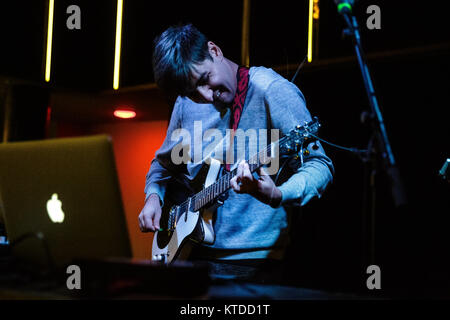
[334,0,358,36]
[334,0,355,15]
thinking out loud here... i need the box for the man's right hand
[138,194,162,232]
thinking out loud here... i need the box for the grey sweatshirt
[145,66,334,260]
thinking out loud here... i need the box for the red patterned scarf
[226,66,250,171]
[230,66,250,131]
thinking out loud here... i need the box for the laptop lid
[0,135,132,268]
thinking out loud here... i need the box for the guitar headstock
[280,117,321,155]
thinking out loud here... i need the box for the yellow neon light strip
[45,0,55,82]
[113,0,123,90]
[307,0,314,63]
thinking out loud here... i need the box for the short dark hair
[152,24,212,97]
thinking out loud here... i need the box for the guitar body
[151,159,221,264]
[151,205,201,264]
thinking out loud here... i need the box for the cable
[307,132,367,155]
[287,54,363,154]
[289,58,366,155]
[274,157,291,185]
[290,54,307,83]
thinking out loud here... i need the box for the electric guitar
[151,117,321,264]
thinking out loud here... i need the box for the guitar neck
[168,117,319,229]
[191,136,288,212]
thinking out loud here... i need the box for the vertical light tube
[307,0,314,63]
[45,0,55,82]
[241,0,251,67]
[113,0,123,90]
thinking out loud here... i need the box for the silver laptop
[0,135,132,269]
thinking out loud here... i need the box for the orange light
[114,109,136,119]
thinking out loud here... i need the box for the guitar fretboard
[173,136,288,217]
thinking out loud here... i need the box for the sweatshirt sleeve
[264,78,334,207]
[144,98,184,204]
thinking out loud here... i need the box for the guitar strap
[225,66,250,171]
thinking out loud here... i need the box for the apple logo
[46,193,65,223]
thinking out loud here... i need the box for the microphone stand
[339,11,407,266]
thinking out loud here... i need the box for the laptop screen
[0,135,132,268]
